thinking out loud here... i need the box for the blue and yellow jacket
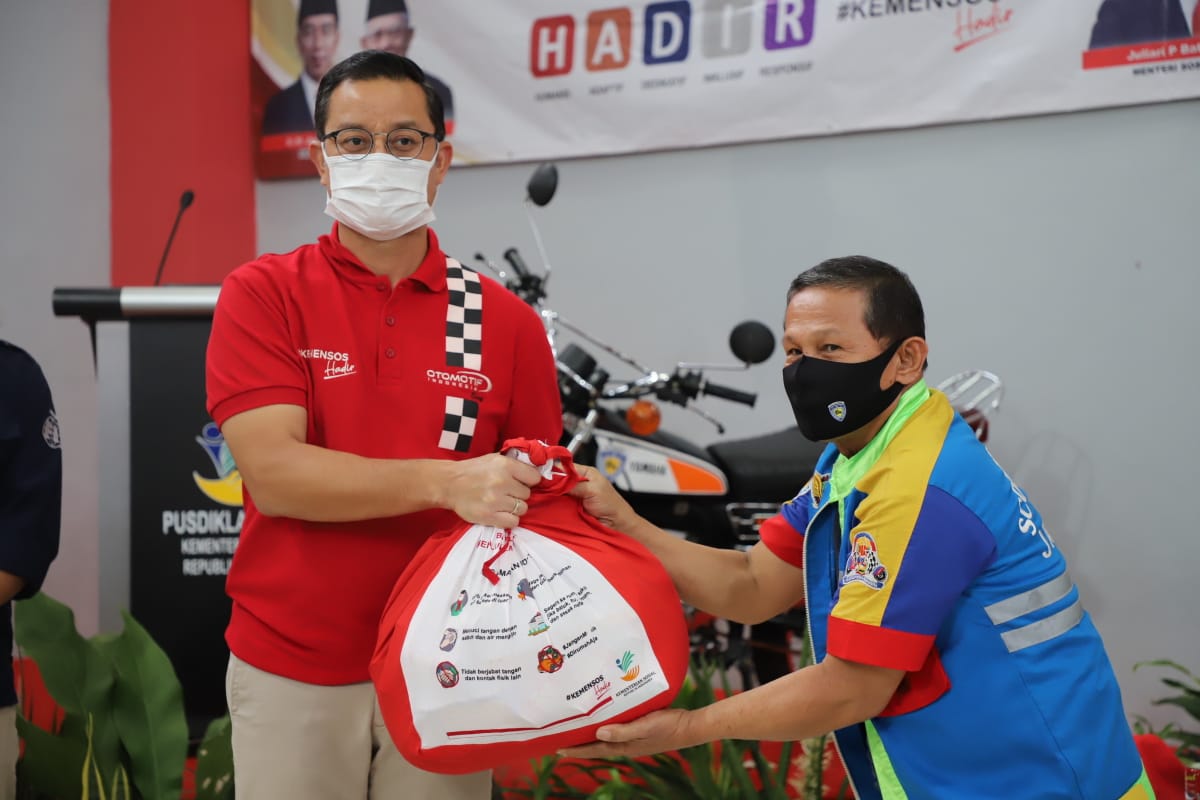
[760,383,1149,800]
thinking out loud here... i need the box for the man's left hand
[559,708,699,760]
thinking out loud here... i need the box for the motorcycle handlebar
[503,247,531,278]
[702,379,757,407]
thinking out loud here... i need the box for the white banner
[252,0,1200,172]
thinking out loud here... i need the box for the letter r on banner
[531,15,576,77]
[764,0,814,50]
[645,1,692,65]
[588,9,633,71]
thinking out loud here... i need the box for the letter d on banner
[645,1,691,65]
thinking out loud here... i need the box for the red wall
[109,0,256,287]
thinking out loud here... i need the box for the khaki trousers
[0,706,15,800]
[226,654,491,800]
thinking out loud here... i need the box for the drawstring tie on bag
[478,439,583,585]
[481,530,515,586]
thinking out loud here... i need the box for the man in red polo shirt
[206,51,562,798]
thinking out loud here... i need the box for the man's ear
[896,337,929,384]
[310,139,331,191]
[432,140,453,184]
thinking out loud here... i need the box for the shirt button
[385,316,396,326]
[385,347,396,358]
[376,281,387,292]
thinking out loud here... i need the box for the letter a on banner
[588,9,632,71]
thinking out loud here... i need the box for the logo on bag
[537,645,565,674]
[450,590,469,616]
[439,628,458,652]
[616,651,640,682]
[842,532,889,590]
[517,578,535,600]
[565,674,606,701]
[528,613,549,636]
[828,401,847,422]
[435,661,459,688]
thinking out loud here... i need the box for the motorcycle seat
[707,427,826,505]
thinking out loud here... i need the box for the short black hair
[788,255,926,347]
[314,50,445,140]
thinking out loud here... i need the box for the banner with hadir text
[251,0,1200,175]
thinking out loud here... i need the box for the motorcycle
[475,163,1004,686]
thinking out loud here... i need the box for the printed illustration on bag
[435,661,460,688]
[517,578,535,600]
[537,645,565,674]
[439,628,458,652]
[616,650,640,682]
[450,590,469,616]
[842,532,889,590]
[528,612,549,636]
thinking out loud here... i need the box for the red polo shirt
[206,224,562,685]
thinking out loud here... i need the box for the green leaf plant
[503,656,833,800]
[1132,659,1200,763]
[13,592,230,800]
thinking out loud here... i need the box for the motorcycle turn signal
[625,400,662,436]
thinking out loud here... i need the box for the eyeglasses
[321,127,438,161]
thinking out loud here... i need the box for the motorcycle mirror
[729,321,775,365]
[526,163,558,207]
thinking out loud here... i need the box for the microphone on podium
[152,189,195,286]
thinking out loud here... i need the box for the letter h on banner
[532,15,575,77]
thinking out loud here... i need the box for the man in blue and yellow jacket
[565,256,1150,799]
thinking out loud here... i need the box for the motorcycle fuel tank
[593,429,729,496]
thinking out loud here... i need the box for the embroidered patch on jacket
[841,531,889,590]
[42,409,62,449]
[809,473,825,507]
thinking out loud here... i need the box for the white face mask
[322,151,437,241]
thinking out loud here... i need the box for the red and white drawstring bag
[370,439,689,773]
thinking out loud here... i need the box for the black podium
[54,286,232,740]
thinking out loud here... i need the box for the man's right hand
[443,453,544,528]
[568,465,639,534]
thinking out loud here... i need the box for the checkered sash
[439,260,482,453]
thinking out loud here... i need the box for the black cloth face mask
[782,339,906,443]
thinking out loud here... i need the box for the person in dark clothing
[0,340,62,796]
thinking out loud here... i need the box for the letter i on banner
[701,0,753,58]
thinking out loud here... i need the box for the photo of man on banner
[252,0,453,180]
[360,0,455,136]
[1088,0,1198,48]
[261,0,340,138]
